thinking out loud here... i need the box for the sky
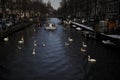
[43,0,61,10]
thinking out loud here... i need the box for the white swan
[33,40,37,47]
[102,40,115,45]
[88,55,96,63]
[72,25,76,28]
[76,27,82,31]
[18,36,24,44]
[32,49,36,55]
[4,37,9,42]
[65,42,69,46]
[82,42,87,48]
[68,37,73,42]
[80,48,86,52]
[34,43,37,47]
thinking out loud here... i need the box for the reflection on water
[65,41,69,46]
[17,36,24,50]
[18,45,22,50]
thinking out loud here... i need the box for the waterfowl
[80,48,86,52]
[65,42,69,46]
[88,55,96,63]
[82,42,87,48]
[76,27,82,31]
[72,25,76,28]
[4,37,9,42]
[33,40,37,47]
[68,37,73,42]
[32,49,36,55]
[18,36,24,44]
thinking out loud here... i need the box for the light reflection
[17,36,24,50]
[50,32,53,37]
[65,42,69,46]
[18,46,22,50]
[82,31,90,38]
[32,36,35,39]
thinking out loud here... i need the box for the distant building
[107,0,120,20]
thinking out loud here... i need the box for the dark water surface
[0,18,120,80]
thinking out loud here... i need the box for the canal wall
[70,21,120,46]
[0,21,33,38]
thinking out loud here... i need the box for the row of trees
[0,0,53,18]
[58,0,108,19]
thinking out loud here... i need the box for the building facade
[107,0,120,21]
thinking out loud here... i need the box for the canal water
[0,18,120,80]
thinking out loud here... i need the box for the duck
[88,55,96,63]
[4,37,9,42]
[68,37,73,42]
[82,42,87,48]
[80,48,86,52]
